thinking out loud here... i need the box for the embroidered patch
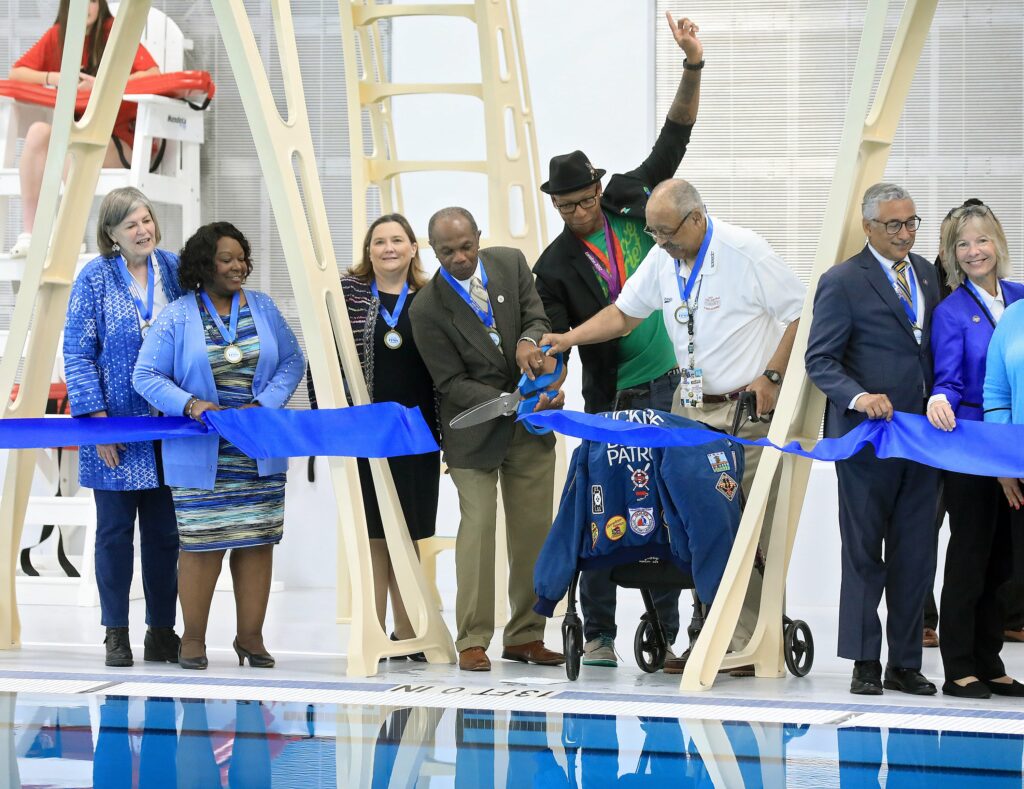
[716,472,738,501]
[704,295,721,311]
[605,516,627,541]
[591,485,604,515]
[591,522,599,550]
[628,463,650,491]
[635,489,649,501]
[629,507,656,536]
[706,451,730,473]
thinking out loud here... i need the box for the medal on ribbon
[580,214,626,301]
[372,279,409,350]
[200,289,243,364]
[439,261,501,345]
[116,253,155,336]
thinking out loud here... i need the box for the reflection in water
[2,692,1022,787]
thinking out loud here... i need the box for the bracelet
[44,72,51,87]
[517,336,539,347]
[683,59,705,71]
[184,396,198,419]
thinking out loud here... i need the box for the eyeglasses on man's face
[554,193,599,216]
[871,216,922,235]
[644,209,699,241]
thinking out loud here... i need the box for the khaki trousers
[448,424,556,652]
[673,396,776,650]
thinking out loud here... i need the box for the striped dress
[171,299,286,551]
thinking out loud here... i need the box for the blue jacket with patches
[533,409,744,616]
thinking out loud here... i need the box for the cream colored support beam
[359,83,484,102]
[352,4,476,24]
[681,0,939,691]
[0,0,152,649]
[210,0,454,676]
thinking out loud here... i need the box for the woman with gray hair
[927,202,1024,698]
[63,186,183,668]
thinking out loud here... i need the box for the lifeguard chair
[0,4,212,262]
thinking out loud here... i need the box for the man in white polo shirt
[542,178,805,668]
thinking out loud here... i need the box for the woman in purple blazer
[927,203,1024,699]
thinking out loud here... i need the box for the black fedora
[540,150,606,195]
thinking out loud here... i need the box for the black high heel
[234,638,275,668]
[178,642,208,670]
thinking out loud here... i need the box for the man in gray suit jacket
[410,207,566,672]
[805,183,940,696]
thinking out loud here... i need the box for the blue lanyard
[200,290,241,344]
[371,280,409,330]
[439,261,494,328]
[674,218,714,305]
[964,278,998,328]
[879,260,920,328]
[116,254,155,324]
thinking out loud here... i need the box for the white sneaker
[9,232,31,258]
[582,634,618,667]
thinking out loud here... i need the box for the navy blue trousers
[835,448,939,670]
[93,487,179,628]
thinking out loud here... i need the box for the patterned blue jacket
[533,410,744,615]
[63,250,183,491]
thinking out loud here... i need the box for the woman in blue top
[133,222,304,670]
[928,203,1024,699]
[63,186,183,668]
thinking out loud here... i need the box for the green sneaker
[582,634,617,667]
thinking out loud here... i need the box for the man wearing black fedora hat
[532,11,704,671]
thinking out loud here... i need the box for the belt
[614,367,681,396]
[702,388,746,404]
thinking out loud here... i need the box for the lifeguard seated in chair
[0,0,214,258]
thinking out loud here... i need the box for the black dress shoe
[985,678,1024,697]
[851,660,883,695]
[233,638,275,668]
[884,665,937,695]
[942,679,991,699]
[144,627,181,663]
[104,627,133,667]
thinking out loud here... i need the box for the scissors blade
[449,391,521,429]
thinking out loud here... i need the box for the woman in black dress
[312,213,440,657]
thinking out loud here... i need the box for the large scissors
[449,348,564,434]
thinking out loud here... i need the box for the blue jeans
[579,367,683,643]
[93,487,179,628]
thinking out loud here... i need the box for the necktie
[469,275,490,314]
[893,260,913,307]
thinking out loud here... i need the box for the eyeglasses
[554,194,599,216]
[944,199,986,222]
[948,203,992,222]
[870,216,921,234]
[644,209,699,241]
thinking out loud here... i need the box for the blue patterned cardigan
[63,249,183,491]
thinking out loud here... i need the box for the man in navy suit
[805,183,941,696]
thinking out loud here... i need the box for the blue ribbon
[115,254,155,326]
[438,261,495,330]
[0,403,438,459]
[371,279,409,331]
[675,217,714,307]
[521,409,1024,478]
[199,289,241,344]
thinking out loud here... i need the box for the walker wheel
[784,619,814,677]
[564,622,583,681]
[634,618,666,673]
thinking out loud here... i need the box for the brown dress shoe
[663,652,688,674]
[1004,629,1024,643]
[501,640,565,666]
[459,647,491,671]
[922,627,939,648]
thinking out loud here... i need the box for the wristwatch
[762,369,782,385]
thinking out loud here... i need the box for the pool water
[5,693,1023,787]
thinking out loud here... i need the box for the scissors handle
[517,346,563,435]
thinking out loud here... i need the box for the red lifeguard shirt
[14,18,158,148]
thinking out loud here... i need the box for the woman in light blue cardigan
[63,187,182,668]
[133,222,304,670]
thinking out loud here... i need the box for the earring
[111,242,120,254]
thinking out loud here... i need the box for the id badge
[680,368,704,408]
